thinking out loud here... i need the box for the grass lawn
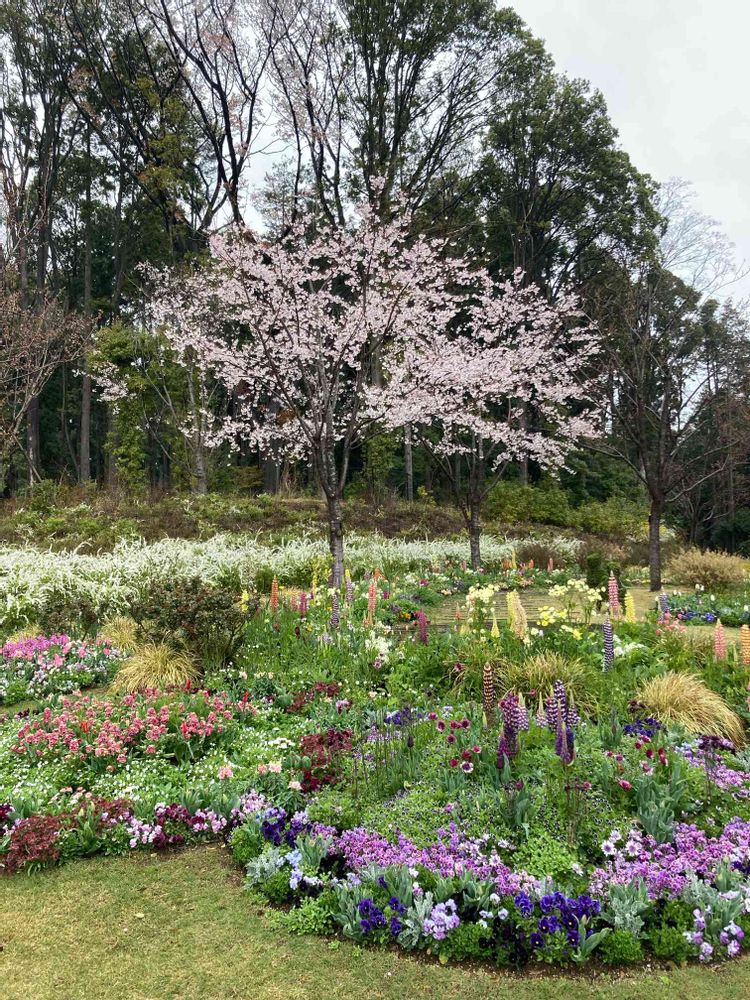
[2,848,750,1000]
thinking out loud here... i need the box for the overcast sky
[512,0,750,296]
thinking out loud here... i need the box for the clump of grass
[112,642,198,693]
[496,651,593,710]
[666,548,747,590]
[639,671,745,746]
[99,615,139,651]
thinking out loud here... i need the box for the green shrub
[434,921,491,962]
[261,869,294,904]
[666,548,747,590]
[648,924,692,962]
[255,566,275,593]
[573,498,647,539]
[230,821,266,867]
[37,587,99,635]
[286,891,337,935]
[484,482,571,526]
[599,929,643,965]
[513,833,580,881]
[130,576,250,669]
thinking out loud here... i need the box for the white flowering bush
[0,532,579,632]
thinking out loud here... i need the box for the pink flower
[218,764,234,780]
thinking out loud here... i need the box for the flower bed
[0,634,125,704]
[3,565,750,973]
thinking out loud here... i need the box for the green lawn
[2,848,750,1000]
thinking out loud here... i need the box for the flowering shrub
[0,634,124,704]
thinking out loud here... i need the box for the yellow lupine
[624,592,637,624]
[490,610,500,638]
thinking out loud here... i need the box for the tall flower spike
[741,625,750,667]
[603,616,614,671]
[345,570,354,605]
[509,593,528,641]
[269,576,279,615]
[535,694,547,728]
[624,592,637,624]
[608,572,622,619]
[482,663,496,728]
[299,591,308,617]
[714,619,727,661]
[505,592,516,634]
[547,557,554,573]
[329,591,341,630]
[490,610,500,639]
[657,592,670,618]
[367,578,377,624]
[415,611,429,645]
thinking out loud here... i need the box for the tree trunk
[404,424,414,501]
[27,397,41,486]
[648,497,663,591]
[194,444,208,494]
[518,403,529,485]
[80,132,93,484]
[80,370,92,482]
[327,494,345,586]
[469,499,482,570]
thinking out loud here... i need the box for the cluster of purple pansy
[688,907,745,961]
[513,890,600,951]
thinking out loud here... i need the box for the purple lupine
[546,680,577,765]
[603,616,614,670]
[498,693,526,761]
[345,575,354,604]
[555,713,575,766]
[658,591,670,616]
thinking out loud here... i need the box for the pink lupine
[608,572,622,619]
[714,619,727,661]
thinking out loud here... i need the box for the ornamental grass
[638,671,744,746]
[99,615,140,651]
[112,642,198,693]
[496,651,594,712]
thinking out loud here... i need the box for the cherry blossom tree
[382,275,599,568]
[148,203,596,581]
